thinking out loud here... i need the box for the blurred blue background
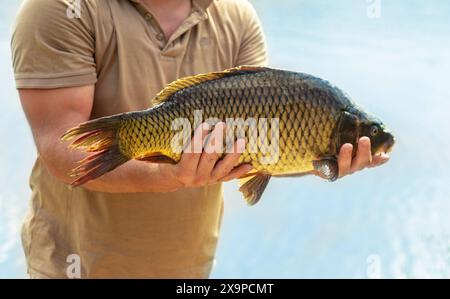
[1,0,450,278]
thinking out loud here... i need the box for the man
[11,0,389,278]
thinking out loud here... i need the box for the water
[1,0,450,278]
[0,0,35,278]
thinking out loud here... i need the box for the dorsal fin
[152,65,270,105]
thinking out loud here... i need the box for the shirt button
[156,33,165,41]
[144,13,152,21]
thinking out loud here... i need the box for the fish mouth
[380,135,396,154]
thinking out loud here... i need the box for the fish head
[358,117,395,155]
[335,109,395,155]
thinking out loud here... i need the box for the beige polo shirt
[11,0,267,278]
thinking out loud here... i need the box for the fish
[61,66,395,205]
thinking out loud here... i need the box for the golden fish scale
[118,71,343,175]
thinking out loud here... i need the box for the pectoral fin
[312,158,339,181]
[238,173,271,206]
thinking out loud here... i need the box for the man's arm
[19,86,251,193]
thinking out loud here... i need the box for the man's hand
[338,136,390,178]
[163,122,253,189]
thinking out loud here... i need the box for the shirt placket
[130,1,208,54]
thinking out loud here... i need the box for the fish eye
[370,125,379,136]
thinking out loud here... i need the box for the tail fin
[61,116,129,187]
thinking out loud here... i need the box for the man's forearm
[42,138,180,193]
[83,160,180,193]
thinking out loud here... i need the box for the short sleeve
[11,0,97,89]
[234,1,268,66]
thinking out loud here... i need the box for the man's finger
[338,143,353,177]
[179,122,211,173]
[370,153,390,167]
[351,137,372,172]
[219,164,253,182]
[210,138,246,181]
[196,122,225,180]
